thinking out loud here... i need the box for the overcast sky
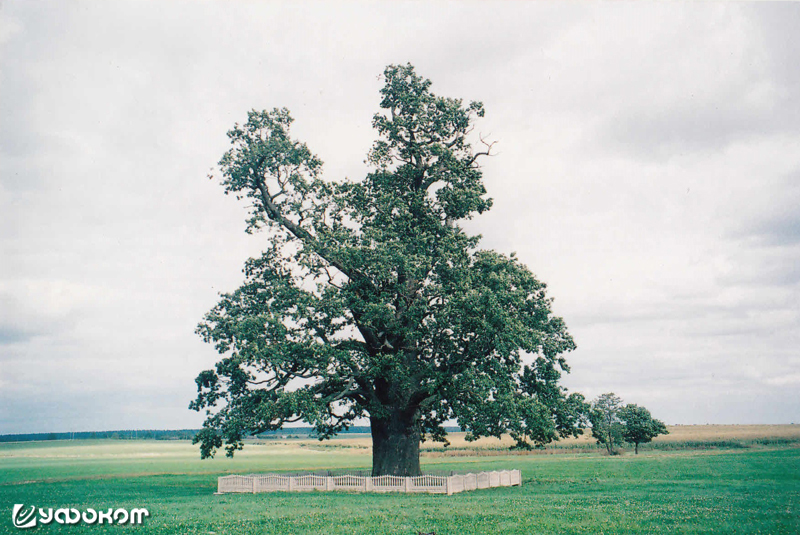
[2,1,799,434]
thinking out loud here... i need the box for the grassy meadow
[1,426,799,534]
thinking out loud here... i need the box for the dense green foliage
[191,64,586,475]
[590,394,669,455]
[589,393,625,455]
[2,439,799,534]
[619,403,669,454]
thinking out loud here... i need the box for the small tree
[619,404,668,454]
[589,393,625,455]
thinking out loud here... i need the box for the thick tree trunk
[370,413,422,476]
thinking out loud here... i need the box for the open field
[1,426,799,534]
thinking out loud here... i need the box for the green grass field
[2,428,799,534]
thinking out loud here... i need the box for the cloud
[1,1,799,433]
[730,172,800,248]
[750,214,800,248]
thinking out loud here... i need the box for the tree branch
[466,134,496,167]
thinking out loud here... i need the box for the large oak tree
[190,64,587,476]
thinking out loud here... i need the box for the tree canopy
[619,404,668,454]
[589,393,625,455]
[190,64,587,476]
[590,393,668,455]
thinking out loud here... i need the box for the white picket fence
[217,469,521,495]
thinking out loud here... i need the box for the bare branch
[323,266,344,290]
[466,134,497,167]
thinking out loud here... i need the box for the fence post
[404,476,411,493]
[252,476,256,494]
[326,476,333,491]
[446,476,452,496]
[288,476,294,492]
[365,477,373,492]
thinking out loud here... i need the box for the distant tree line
[0,429,200,443]
[0,426,458,443]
